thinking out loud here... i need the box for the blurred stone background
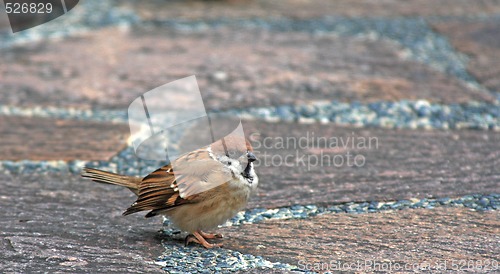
[0,0,499,273]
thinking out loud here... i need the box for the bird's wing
[123,146,232,217]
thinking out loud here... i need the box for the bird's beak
[247,152,257,162]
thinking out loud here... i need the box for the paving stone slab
[0,26,492,110]
[0,116,128,161]
[0,173,165,273]
[122,0,500,20]
[242,121,500,208]
[220,207,500,272]
[432,19,500,93]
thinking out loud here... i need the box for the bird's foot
[185,231,223,248]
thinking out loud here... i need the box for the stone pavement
[0,0,499,273]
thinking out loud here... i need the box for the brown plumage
[81,135,258,248]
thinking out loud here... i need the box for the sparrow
[81,135,258,248]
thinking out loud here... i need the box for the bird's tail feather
[81,167,141,195]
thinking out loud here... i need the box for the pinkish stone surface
[221,208,500,272]
[433,20,500,93]
[0,116,128,161]
[0,26,493,110]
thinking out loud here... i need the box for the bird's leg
[199,230,223,239]
[185,231,223,248]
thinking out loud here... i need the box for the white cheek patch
[217,155,245,177]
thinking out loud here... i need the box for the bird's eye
[227,161,232,165]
